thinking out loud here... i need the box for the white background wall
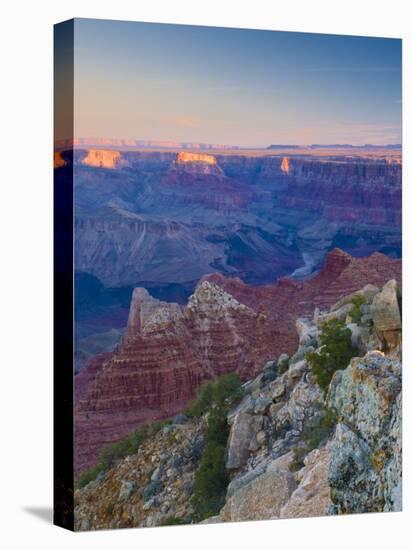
[0,0,410,548]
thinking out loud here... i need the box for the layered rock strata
[74,279,402,529]
[75,250,401,474]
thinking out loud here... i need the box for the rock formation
[74,278,402,529]
[72,149,401,290]
[75,249,401,475]
[169,151,224,178]
[176,151,217,165]
[54,151,66,169]
[328,352,402,513]
[75,280,280,474]
[82,149,122,169]
[370,279,402,353]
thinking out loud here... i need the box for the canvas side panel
[53,19,74,531]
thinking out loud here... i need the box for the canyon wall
[75,248,401,475]
[72,149,401,290]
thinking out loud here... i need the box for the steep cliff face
[328,353,402,513]
[72,149,401,290]
[176,151,217,165]
[74,208,236,287]
[74,278,402,529]
[170,152,224,178]
[203,248,401,340]
[54,151,66,169]
[75,280,281,474]
[82,149,122,169]
[75,250,401,475]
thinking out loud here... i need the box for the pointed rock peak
[126,287,182,338]
[188,281,248,311]
[131,287,152,301]
[323,248,353,271]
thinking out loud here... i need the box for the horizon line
[55,137,402,150]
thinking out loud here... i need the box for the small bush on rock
[349,295,367,323]
[191,373,243,521]
[307,319,356,393]
[185,373,243,418]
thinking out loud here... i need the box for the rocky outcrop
[75,279,402,529]
[82,149,122,169]
[75,251,401,474]
[370,279,402,353]
[204,249,401,353]
[176,152,217,165]
[328,352,402,513]
[280,444,332,519]
[75,281,281,474]
[220,452,296,522]
[54,151,66,168]
[73,149,401,290]
[125,287,183,339]
[74,417,206,530]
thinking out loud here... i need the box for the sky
[69,18,402,147]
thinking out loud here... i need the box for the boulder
[371,280,401,332]
[280,444,332,519]
[270,379,287,401]
[289,345,314,367]
[254,396,272,415]
[314,303,353,328]
[330,284,380,312]
[370,280,402,353]
[288,359,308,381]
[226,413,262,470]
[220,452,296,522]
[227,395,255,426]
[296,318,318,346]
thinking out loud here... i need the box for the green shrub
[161,516,188,526]
[191,373,243,521]
[307,319,356,393]
[192,440,228,521]
[76,462,106,489]
[185,381,215,418]
[348,295,367,323]
[185,373,243,418]
[277,358,289,375]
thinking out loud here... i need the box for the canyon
[70,147,401,353]
[74,248,401,475]
[60,145,402,476]
[72,149,401,289]
[75,277,402,529]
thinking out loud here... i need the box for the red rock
[75,249,401,475]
